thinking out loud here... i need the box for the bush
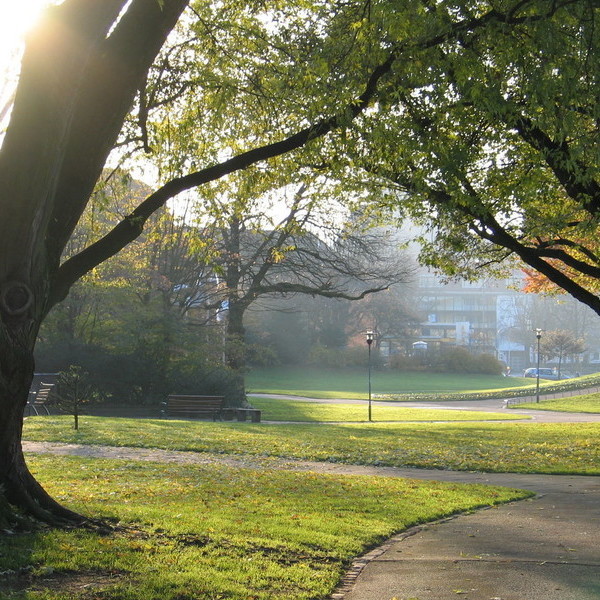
[306,345,385,369]
[35,339,241,405]
[246,343,281,367]
[388,354,427,371]
[430,347,504,375]
[388,347,503,375]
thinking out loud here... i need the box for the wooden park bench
[25,373,58,416]
[161,395,225,421]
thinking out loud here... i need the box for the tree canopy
[1,0,595,524]
[332,0,599,314]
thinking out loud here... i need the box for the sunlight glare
[0,0,51,68]
[0,0,52,124]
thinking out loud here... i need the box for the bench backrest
[28,373,58,404]
[166,395,224,412]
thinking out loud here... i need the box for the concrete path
[23,440,600,600]
[336,470,600,600]
[250,393,600,423]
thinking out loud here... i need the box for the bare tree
[540,330,586,379]
[195,185,411,404]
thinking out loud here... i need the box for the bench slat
[162,395,225,421]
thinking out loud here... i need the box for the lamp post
[536,328,542,403]
[366,330,375,422]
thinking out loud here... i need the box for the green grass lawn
[246,366,532,398]
[249,397,528,422]
[513,392,600,413]
[23,416,600,474]
[3,455,529,600]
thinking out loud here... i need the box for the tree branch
[51,50,399,305]
[249,281,389,301]
[51,2,537,305]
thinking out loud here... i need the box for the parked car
[523,368,572,380]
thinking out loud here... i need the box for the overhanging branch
[251,282,390,301]
[51,51,399,305]
[51,3,542,306]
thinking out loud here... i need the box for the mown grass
[246,367,531,398]
[249,397,528,422]
[513,392,600,413]
[2,455,529,600]
[23,417,600,474]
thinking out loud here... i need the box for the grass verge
[512,392,600,413]
[246,367,600,402]
[2,455,530,600]
[23,417,600,474]
[249,397,529,422]
[246,367,530,398]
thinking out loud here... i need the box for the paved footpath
[23,439,600,600]
[250,393,600,423]
[337,469,600,600]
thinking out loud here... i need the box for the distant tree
[540,330,586,378]
[193,182,410,404]
[53,366,99,431]
[348,283,420,352]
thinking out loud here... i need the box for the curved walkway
[251,393,600,423]
[23,439,600,600]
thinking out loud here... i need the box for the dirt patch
[0,569,125,596]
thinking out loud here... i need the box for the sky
[0,0,51,126]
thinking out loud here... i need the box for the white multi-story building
[381,267,600,374]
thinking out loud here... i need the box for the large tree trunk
[0,0,190,525]
[224,299,248,407]
[0,314,83,526]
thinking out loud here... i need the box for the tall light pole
[536,328,542,403]
[366,330,374,422]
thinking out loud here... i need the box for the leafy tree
[191,180,409,403]
[0,0,391,525]
[341,1,600,316]
[38,176,232,403]
[0,0,564,525]
[540,329,586,378]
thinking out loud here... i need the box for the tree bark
[224,299,249,407]
[0,0,190,525]
[0,319,83,526]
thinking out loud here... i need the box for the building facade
[379,269,600,374]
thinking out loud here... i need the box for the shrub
[306,345,385,369]
[388,354,427,371]
[388,347,503,375]
[430,347,504,375]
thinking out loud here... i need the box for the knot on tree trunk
[1,281,34,316]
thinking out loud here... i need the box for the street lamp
[536,328,542,403]
[366,331,375,422]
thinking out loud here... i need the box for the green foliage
[35,339,239,406]
[23,417,600,475]
[428,348,504,375]
[329,0,600,311]
[3,455,527,599]
[389,348,504,375]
